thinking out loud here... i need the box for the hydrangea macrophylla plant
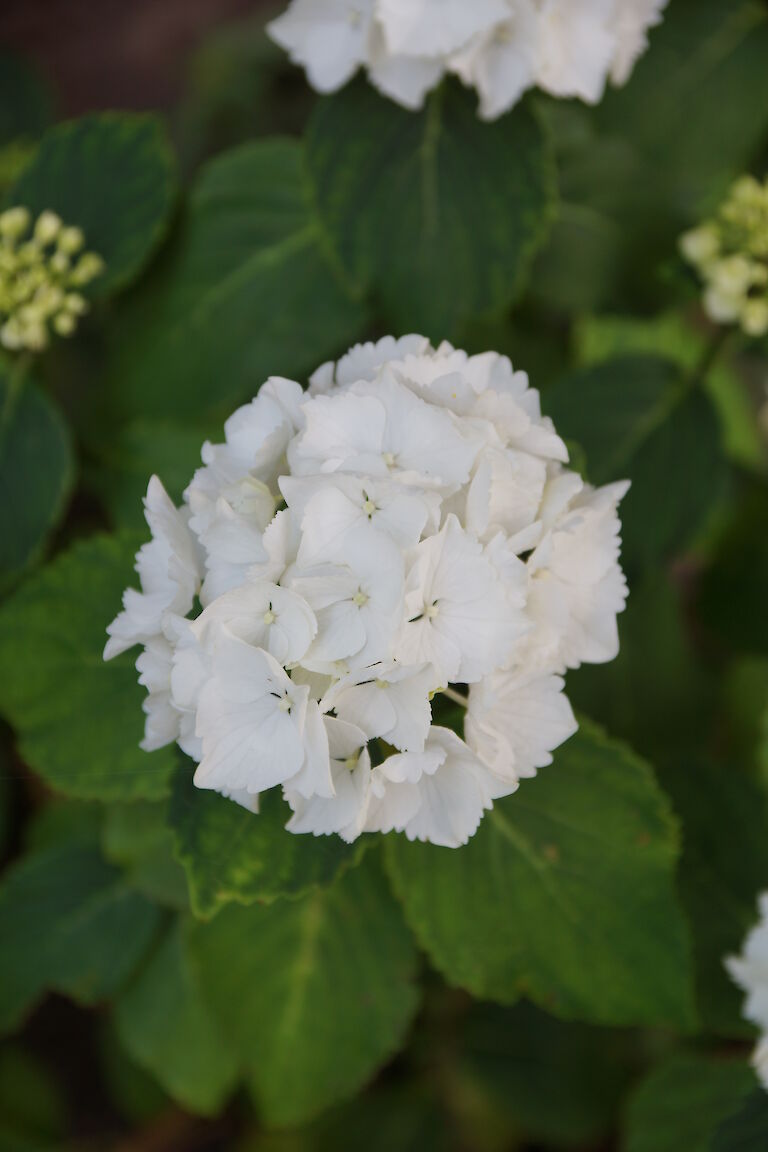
[267,0,669,119]
[680,174,768,339]
[0,207,105,352]
[105,336,629,847]
[727,893,768,1091]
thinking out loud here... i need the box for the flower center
[263,609,276,625]
[353,589,369,607]
[277,696,292,713]
[362,497,376,517]
[425,601,439,619]
[382,451,396,468]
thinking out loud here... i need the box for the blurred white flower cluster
[0,207,105,352]
[727,893,768,1091]
[267,0,668,120]
[680,175,768,339]
[105,336,629,848]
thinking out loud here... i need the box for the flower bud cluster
[106,337,629,848]
[680,175,768,339]
[268,0,668,120]
[0,207,105,353]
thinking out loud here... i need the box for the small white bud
[34,211,62,246]
[741,298,768,338]
[0,207,30,240]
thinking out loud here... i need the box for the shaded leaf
[108,138,366,422]
[0,367,74,592]
[624,1053,755,1152]
[114,918,239,1115]
[102,801,189,909]
[8,113,177,297]
[385,720,694,1028]
[189,851,419,1126]
[712,1090,768,1151]
[306,79,555,338]
[545,356,726,571]
[0,839,160,1033]
[170,761,361,919]
[0,534,175,800]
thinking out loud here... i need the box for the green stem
[688,325,734,390]
[0,350,31,432]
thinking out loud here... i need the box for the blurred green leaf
[698,476,768,657]
[94,418,209,532]
[170,762,361,919]
[623,1053,755,1152]
[386,720,694,1029]
[712,1089,768,1150]
[102,801,189,909]
[0,838,160,1033]
[545,355,727,571]
[574,313,765,471]
[306,79,555,339]
[107,138,366,423]
[189,851,419,1126]
[0,1044,66,1152]
[0,533,175,800]
[7,113,177,297]
[461,1000,634,1148]
[0,365,74,593]
[114,917,239,1115]
[98,1020,170,1124]
[658,758,768,1038]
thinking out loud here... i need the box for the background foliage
[1,1,768,1148]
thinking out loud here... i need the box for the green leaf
[385,720,694,1028]
[0,1045,66,1152]
[306,79,555,339]
[624,1054,755,1152]
[0,367,74,592]
[461,1001,634,1148]
[712,1090,768,1151]
[657,757,768,1037]
[102,801,189,909]
[7,113,177,297]
[114,918,239,1116]
[170,760,361,919]
[544,356,726,571]
[189,851,419,1126]
[0,533,175,801]
[108,138,366,423]
[93,418,209,532]
[698,476,768,657]
[0,839,160,1033]
[573,313,764,471]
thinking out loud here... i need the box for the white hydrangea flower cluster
[727,893,768,1092]
[680,175,768,339]
[105,336,629,848]
[268,0,668,120]
[0,207,105,352]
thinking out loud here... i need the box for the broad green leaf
[114,918,239,1115]
[303,1086,450,1152]
[573,313,764,471]
[8,113,177,297]
[170,760,361,919]
[94,418,209,532]
[386,720,694,1028]
[461,1001,634,1148]
[624,1054,755,1152]
[107,138,366,423]
[102,801,189,909]
[712,1090,768,1151]
[0,534,175,800]
[189,852,419,1126]
[657,757,768,1037]
[99,1022,170,1124]
[0,367,74,592]
[306,79,555,338]
[0,839,160,1033]
[698,476,768,657]
[568,574,716,767]
[0,1045,66,1152]
[544,356,726,571]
